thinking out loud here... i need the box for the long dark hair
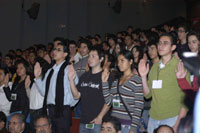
[118,50,134,71]
[14,59,32,83]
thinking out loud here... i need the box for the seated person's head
[0,111,7,130]
[101,116,121,133]
[154,125,174,133]
[34,114,51,133]
[8,113,25,133]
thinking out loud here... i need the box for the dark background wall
[0,0,186,55]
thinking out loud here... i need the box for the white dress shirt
[0,83,12,116]
[30,83,44,110]
[35,61,79,107]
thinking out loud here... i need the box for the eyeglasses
[9,121,21,126]
[178,30,185,33]
[157,41,171,46]
[35,123,50,129]
[53,48,63,52]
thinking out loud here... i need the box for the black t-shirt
[77,70,111,124]
[176,43,190,59]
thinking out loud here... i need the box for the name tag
[113,99,120,108]
[152,80,162,89]
[86,124,94,129]
[190,75,194,82]
[11,93,17,100]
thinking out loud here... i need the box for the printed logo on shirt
[81,82,100,89]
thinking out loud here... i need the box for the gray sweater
[102,74,144,132]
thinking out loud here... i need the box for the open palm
[138,59,149,77]
[34,62,42,79]
[176,62,187,79]
[68,65,76,81]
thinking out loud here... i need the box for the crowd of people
[0,17,199,133]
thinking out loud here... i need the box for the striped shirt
[102,74,144,132]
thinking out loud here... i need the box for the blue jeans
[121,124,131,133]
[147,116,178,133]
[79,123,101,133]
[74,101,81,118]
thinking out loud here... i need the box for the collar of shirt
[52,60,65,71]
[0,85,5,93]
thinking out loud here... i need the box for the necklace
[119,73,133,85]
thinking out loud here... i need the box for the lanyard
[157,66,161,80]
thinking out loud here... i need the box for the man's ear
[64,52,68,57]
[171,45,176,52]
[100,57,104,63]
[22,123,25,130]
[130,59,133,65]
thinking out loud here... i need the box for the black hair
[117,37,124,43]
[127,26,133,30]
[68,40,77,47]
[178,23,191,33]
[89,46,105,67]
[131,46,144,63]
[102,116,121,132]
[105,53,116,69]
[102,41,109,46]
[145,31,159,43]
[169,31,178,45]
[0,66,9,75]
[48,42,53,47]
[28,47,36,53]
[133,28,141,34]
[153,125,174,133]
[125,34,133,40]
[53,37,65,42]
[34,114,51,128]
[29,50,37,56]
[147,40,157,48]
[57,41,69,54]
[187,30,200,43]
[16,49,23,53]
[8,49,16,54]
[5,54,14,60]
[10,113,25,124]
[79,38,92,51]
[95,34,101,39]
[91,37,98,42]
[37,44,47,52]
[159,32,176,45]
[16,59,31,74]
[118,50,134,71]
[108,34,117,43]
[114,42,126,56]
[14,59,32,84]
[0,111,7,124]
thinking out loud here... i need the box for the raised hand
[69,56,74,64]
[102,68,110,82]
[43,54,51,64]
[68,64,76,81]
[175,61,187,79]
[138,59,149,77]
[85,63,90,72]
[25,75,31,89]
[34,62,42,79]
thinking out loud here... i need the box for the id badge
[152,80,162,89]
[113,99,120,108]
[86,124,94,129]
[11,93,17,100]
